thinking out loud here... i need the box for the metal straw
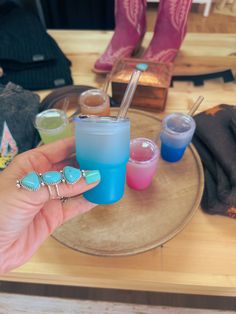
[117,63,148,119]
[188,96,204,116]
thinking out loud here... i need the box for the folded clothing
[193,104,236,218]
[0,2,73,90]
[0,82,40,170]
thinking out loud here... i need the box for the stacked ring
[16,167,100,200]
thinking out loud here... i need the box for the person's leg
[142,0,192,63]
[93,0,146,74]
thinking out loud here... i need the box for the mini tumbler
[75,116,130,204]
[160,113,196,162]
[126,138,159,190]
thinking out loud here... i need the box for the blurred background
[5,0,236,33]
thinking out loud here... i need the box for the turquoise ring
[16,166,101,192]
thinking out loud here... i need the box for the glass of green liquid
[35,109,72,144]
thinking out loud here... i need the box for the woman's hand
[0,137,99,273]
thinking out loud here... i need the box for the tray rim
[52,107,204,256]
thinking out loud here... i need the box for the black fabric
[193,104,236,218]
[0,34,73,90]
[0,2,73,90]
[41,0,115,30]
[0,2,55,64]
[0,82,40,170]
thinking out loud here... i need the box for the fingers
[50,157,78,172]
[37,167,101,202]
[0,197,97,273]
[36,196,97,235]
[36,137,76,164]
[42,172,100,202]
[5,153,100,209]
[58,196,97,222]
[9,137,76,176]
[42,195,97,228]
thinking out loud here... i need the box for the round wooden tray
[40,85,94,112]
[52,108,204,256]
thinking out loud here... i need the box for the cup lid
[162,113,196,136]
[35,109,68,133]
[129,137,159,164]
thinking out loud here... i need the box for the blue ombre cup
[160,113,196,162]
[75,116,130,204]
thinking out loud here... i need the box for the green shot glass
[35,109,72,144]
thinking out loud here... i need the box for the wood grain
[1,31,236,298]
[147,4,236,33]
[52,109,203,256]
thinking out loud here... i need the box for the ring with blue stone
[62,166,82,184]
[16,167,101,192]
[41,171,63,186]
[16,170,64,200]
[16,171,41,191]
[62,167,101,185]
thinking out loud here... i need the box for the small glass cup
[126,138,159,190]
[79,89,110,116]
[35,109,72,144]
[160,113,196,162]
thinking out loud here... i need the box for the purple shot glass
[126,138,160,190]
[160,113,196,163]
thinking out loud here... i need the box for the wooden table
[1,31,236,299]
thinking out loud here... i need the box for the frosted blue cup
[75,116,130,204]
[160,113,196,162]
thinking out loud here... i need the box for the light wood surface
[53,109,203,256]
[148,3,236,33]
[0,293,232,314]
[1,31,236,297]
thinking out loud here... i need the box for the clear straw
[154,95,204,144]
[102,73,111,94]
[62,97,69,113]
[188,96,204,116]
[117,63,148,119]
[102,61,117,94]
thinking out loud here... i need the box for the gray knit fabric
[0,82,40,170]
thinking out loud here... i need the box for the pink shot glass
[126,138,160,190]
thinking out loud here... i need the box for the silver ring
[47,184,62,200]
[47,185,68,203]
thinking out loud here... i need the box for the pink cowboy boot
[142,0,192,63]
[93,0,146,74]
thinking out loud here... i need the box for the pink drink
[126,138,159,190]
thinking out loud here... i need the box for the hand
[0,137,100,273]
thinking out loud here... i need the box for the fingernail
[83,170,101,184]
